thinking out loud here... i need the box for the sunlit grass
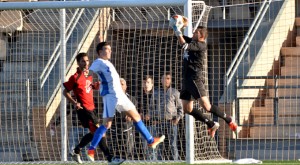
[1,160,300,165]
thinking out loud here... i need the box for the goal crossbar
[0,0,225,164]
[0,0,187,10]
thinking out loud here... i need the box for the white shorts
[102,93,136,118]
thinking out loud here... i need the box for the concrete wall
[45,9,102,126]
[238,0,296,124]
[0,33,6,61]
[0,10,23,32]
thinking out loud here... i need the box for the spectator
[153,72,183,160]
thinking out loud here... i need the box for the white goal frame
[0,0,226,164]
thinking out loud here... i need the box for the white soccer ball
[169,15,188,29]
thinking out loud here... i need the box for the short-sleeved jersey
[89,58,123,97]
[182,35,207,80]
[63,68,95,111]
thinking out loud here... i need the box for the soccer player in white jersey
[87,42,165,162]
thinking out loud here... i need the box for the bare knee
[203,103,211,111]
[199,97,212,111]
[202,102,211,111]
[183,104,192,113]
[125,109,141,122]
[103,119,112,129]
[104,123,111,129]
[182,100,193,113]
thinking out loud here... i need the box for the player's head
[161,72,172,88]
[76,52,89,71]
[96,42,112,60]
[120,78,127,93]
[192,26,208,41]
[143,75,153,93]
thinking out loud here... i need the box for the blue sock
[133,120,154,144]
[89,125,107,150]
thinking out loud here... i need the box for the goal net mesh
[0,1,219,163]
[0,0,299,164]
[99,2,220,162]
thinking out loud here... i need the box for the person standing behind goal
[139,75,159,160]
[59,52,122,164]
[109,78,137,159]
[87,42,165,162]
[170,15,237,138]
[152,72,183,160]
[120,78,138,159]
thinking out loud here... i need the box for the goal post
[0,0,230,164]
[1,0,299,163]
[184,1,195,163]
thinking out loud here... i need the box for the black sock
[98,136,113,162]
[189,108,215,128]
[210,105,231,124]
[74,133,94,154]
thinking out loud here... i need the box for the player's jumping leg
[99,136,125,165]
[209,105,237,133]
[125,108,165,149]
[188,108,220,138]
[87,125,107,161]
[182,99,220,138]
[71,132,94,164]
[86,120,125,164]
[133,120,165,149]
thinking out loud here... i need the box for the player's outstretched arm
[169,15,188,45]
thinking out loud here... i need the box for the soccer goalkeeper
[170,15,237,138]
[54,52,124,164]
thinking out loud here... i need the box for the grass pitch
[1,160,300,165]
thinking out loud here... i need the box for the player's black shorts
[180,78,207,101]
[76,109,99,129]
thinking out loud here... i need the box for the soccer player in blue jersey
[87,42,165,162]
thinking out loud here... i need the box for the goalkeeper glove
[169,15,188,37]
[172,25,183,37]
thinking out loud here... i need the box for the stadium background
[0,0,299,163]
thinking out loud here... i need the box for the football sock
[210,105,231,124]
[98,136,113,162]
[189,108,215,128]
[89,125,107,150]
[75,133,93,154]
[133,120,154,144]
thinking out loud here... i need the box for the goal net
[102,1,224,163]
[1,0,298,164]
[0,0,222,163]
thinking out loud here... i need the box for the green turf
[1,160,300,165]
[0,160,300,165]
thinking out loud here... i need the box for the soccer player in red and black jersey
[171,16,238,138]
[61,52,123,164]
